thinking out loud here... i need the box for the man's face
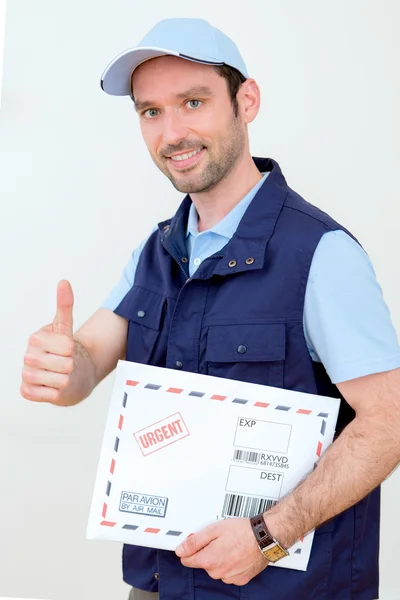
[131,56,246,193]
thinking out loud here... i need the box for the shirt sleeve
[303,229,400,383]
[101,227,157,311]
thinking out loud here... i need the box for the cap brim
[101,46,225,97]
[101,47,182,96]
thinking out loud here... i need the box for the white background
[0,1,399,599]
[0,1,6,108]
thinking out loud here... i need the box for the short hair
[213,64,247,117]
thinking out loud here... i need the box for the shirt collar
[185,171,269,240]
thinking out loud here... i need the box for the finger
[180,546,217,570]
[22,366,70,390]
[24,350,74,375]
[52,280,74,336]
[29,330,74,357]
[20,382,61,404]
[176,525,218,558]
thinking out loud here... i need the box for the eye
[187,100,202,109]
[143,108,159,119]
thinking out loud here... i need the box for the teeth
[170,149,202,161]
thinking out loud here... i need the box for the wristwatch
[250,514,289,563]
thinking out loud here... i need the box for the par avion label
[119,491,169,518]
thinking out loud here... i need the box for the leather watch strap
[250,514,274,550]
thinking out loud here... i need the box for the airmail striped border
[99,377,329,530]
[126,379,330,418]
[100,380,128,528]
[100,521,184,537]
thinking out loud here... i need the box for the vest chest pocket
[114,287,166,364]
[205,322,286,388]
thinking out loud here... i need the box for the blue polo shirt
[103,172,400,383]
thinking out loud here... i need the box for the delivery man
[21,18,400,600]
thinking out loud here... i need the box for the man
[21,17,400,600]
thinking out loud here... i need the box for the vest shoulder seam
[283,203,338,231]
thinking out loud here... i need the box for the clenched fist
[21,280,75,404]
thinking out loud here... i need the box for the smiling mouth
[166,147,206,171]
[169,148,204,162]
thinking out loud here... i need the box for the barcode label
[222,493,277,518]
[233,449,261,464]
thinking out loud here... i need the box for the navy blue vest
[115,158,380,600]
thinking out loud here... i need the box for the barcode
[222,493,277,518]
[233,449,261,464]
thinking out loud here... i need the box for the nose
[162,110,189,147]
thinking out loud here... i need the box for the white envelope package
[87,361,339,571]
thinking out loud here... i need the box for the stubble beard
[154,115,245,194]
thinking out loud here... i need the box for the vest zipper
[161,238,190,281]
[161,234,224,281]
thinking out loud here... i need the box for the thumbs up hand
[21,281,76,404]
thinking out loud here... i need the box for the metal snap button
[181,257,188,263]
[154,572,159,580]
[228,260,237,268]
[245,257,255,265]
[237,345,247,354]
[137,310,146,318]
[174,361,183,369]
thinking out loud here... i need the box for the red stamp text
[134,412,189,456]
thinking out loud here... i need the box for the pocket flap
[206,323,286,363]
[115,286,165,330]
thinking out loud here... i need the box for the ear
[238,78,261,124]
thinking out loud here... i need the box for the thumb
[52,280,74,336]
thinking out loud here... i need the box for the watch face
[264,544,289,563]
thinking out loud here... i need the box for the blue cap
[101,18,249,96]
